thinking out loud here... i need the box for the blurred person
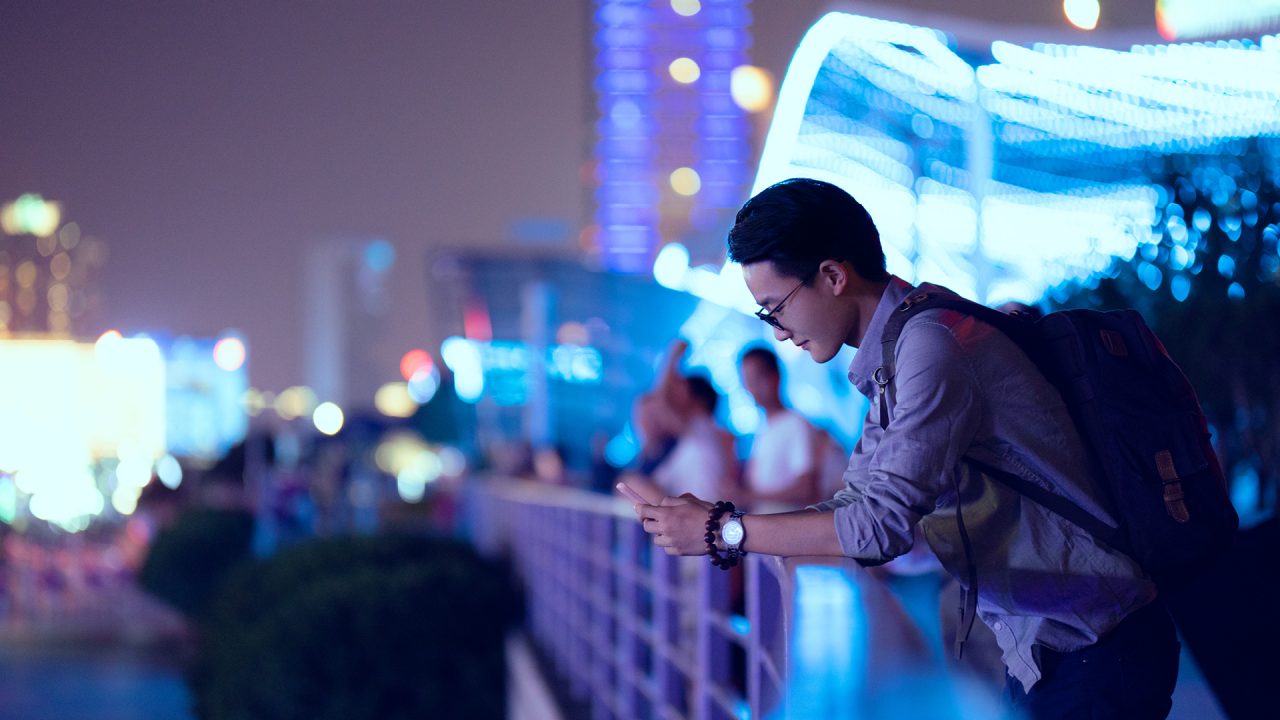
[614,390,681,501]
[631,178,1179,720]
[651,373,737,502]
[619,340,738,503]
[633,391,681,475]
[533,445,567,485]
[738,346,845,511]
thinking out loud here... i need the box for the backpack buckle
[899,292,931,311]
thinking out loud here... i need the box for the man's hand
[634,493,714,555]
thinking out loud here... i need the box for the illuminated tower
[0,194,107,338]
[303,238,395,410]
[591,0,755,273]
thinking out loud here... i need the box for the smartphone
[616,481,657,505]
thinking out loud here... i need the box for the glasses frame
[755,278,808,331]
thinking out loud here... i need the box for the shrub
[138,508,256,619]
[191,533,521,720]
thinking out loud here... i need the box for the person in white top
[621,341,738,504]
[652,373,737,501]
[739,346,845,512]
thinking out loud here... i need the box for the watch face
[722,520,744,546]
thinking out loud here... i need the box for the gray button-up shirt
[811,276,1156,692]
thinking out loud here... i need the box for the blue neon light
[594,0,752,273]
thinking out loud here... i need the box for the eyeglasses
[755,278,807,331]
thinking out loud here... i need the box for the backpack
[879,285,1239,655]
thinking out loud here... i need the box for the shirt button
[993,622,1004,631]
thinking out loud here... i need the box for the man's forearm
[740,509,845,557]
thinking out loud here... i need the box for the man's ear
[818,259,850,296]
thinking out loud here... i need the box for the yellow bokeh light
[670,0,700,16]
[15,261,37,288]
[47,283,69,311]
[0,194,61,237]
[276,385,317,421]
[16,289,36,316]
[59,222,81,250]
[668,57,701,84]
[731,65,774,113]
[112,486,141,516]
[669,167,702,196]
[51,252,72,280]
[374,382,418,418]
[36,235,59,257]
[49,312,70,334]
[374,431,429,475]
[1063,0,1100,30]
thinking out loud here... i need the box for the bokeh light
[313,402,344,435]
[669,167,701,196]
[731,65,774,113]
[670,0,700,17]
[441,337,484,403]
[276,386,318,421]
[407,366,440,404]
[1063,0,1100,30]
[653,242,690,289]
[374,382,418,418]
[155,454,183,489]
[555,321,589,346]
[399,349,434,382]
[213,336,246,372]
[0,194,61,237]
[668,57,701,84]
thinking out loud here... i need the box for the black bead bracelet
[705,500,738,570]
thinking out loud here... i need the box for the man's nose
[772,326,790,342]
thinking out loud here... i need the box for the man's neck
[848,279,890,347]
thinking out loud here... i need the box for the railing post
[747,554,784,718]
[695,559,732,720]
[615,520,647,719]
[567,508,590,701]
[589,513,615,720]
[652,549,685,718]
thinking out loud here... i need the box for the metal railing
[471,479,952,720]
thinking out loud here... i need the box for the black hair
[685,374,719,415]
[739,346,780,376]
[726,178,887,283]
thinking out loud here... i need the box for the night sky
[0,1,1154,394]
[1,1,593,392]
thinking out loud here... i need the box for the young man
[632,178,1180,719]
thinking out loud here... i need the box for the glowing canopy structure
[651,11,1280,445]
[660,12,1280,310]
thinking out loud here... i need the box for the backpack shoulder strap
[877,289,1124,546]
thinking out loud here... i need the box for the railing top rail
[481,477,635,519]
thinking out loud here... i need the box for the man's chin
[806,343,837,363]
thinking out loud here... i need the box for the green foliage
[138,508,256,619]
[191,533,522,720]
[1054,140,1280,513]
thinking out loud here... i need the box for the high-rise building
[303,238,395,410]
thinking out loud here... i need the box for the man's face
[741,260,848,364]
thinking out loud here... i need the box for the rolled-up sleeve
[816,319,985,563]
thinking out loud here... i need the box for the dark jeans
[1004,601,1180,720]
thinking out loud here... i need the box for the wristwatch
[721,510,746,560]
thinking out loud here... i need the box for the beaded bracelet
[704,500,738,570]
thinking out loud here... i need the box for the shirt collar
[848,275,915,397]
